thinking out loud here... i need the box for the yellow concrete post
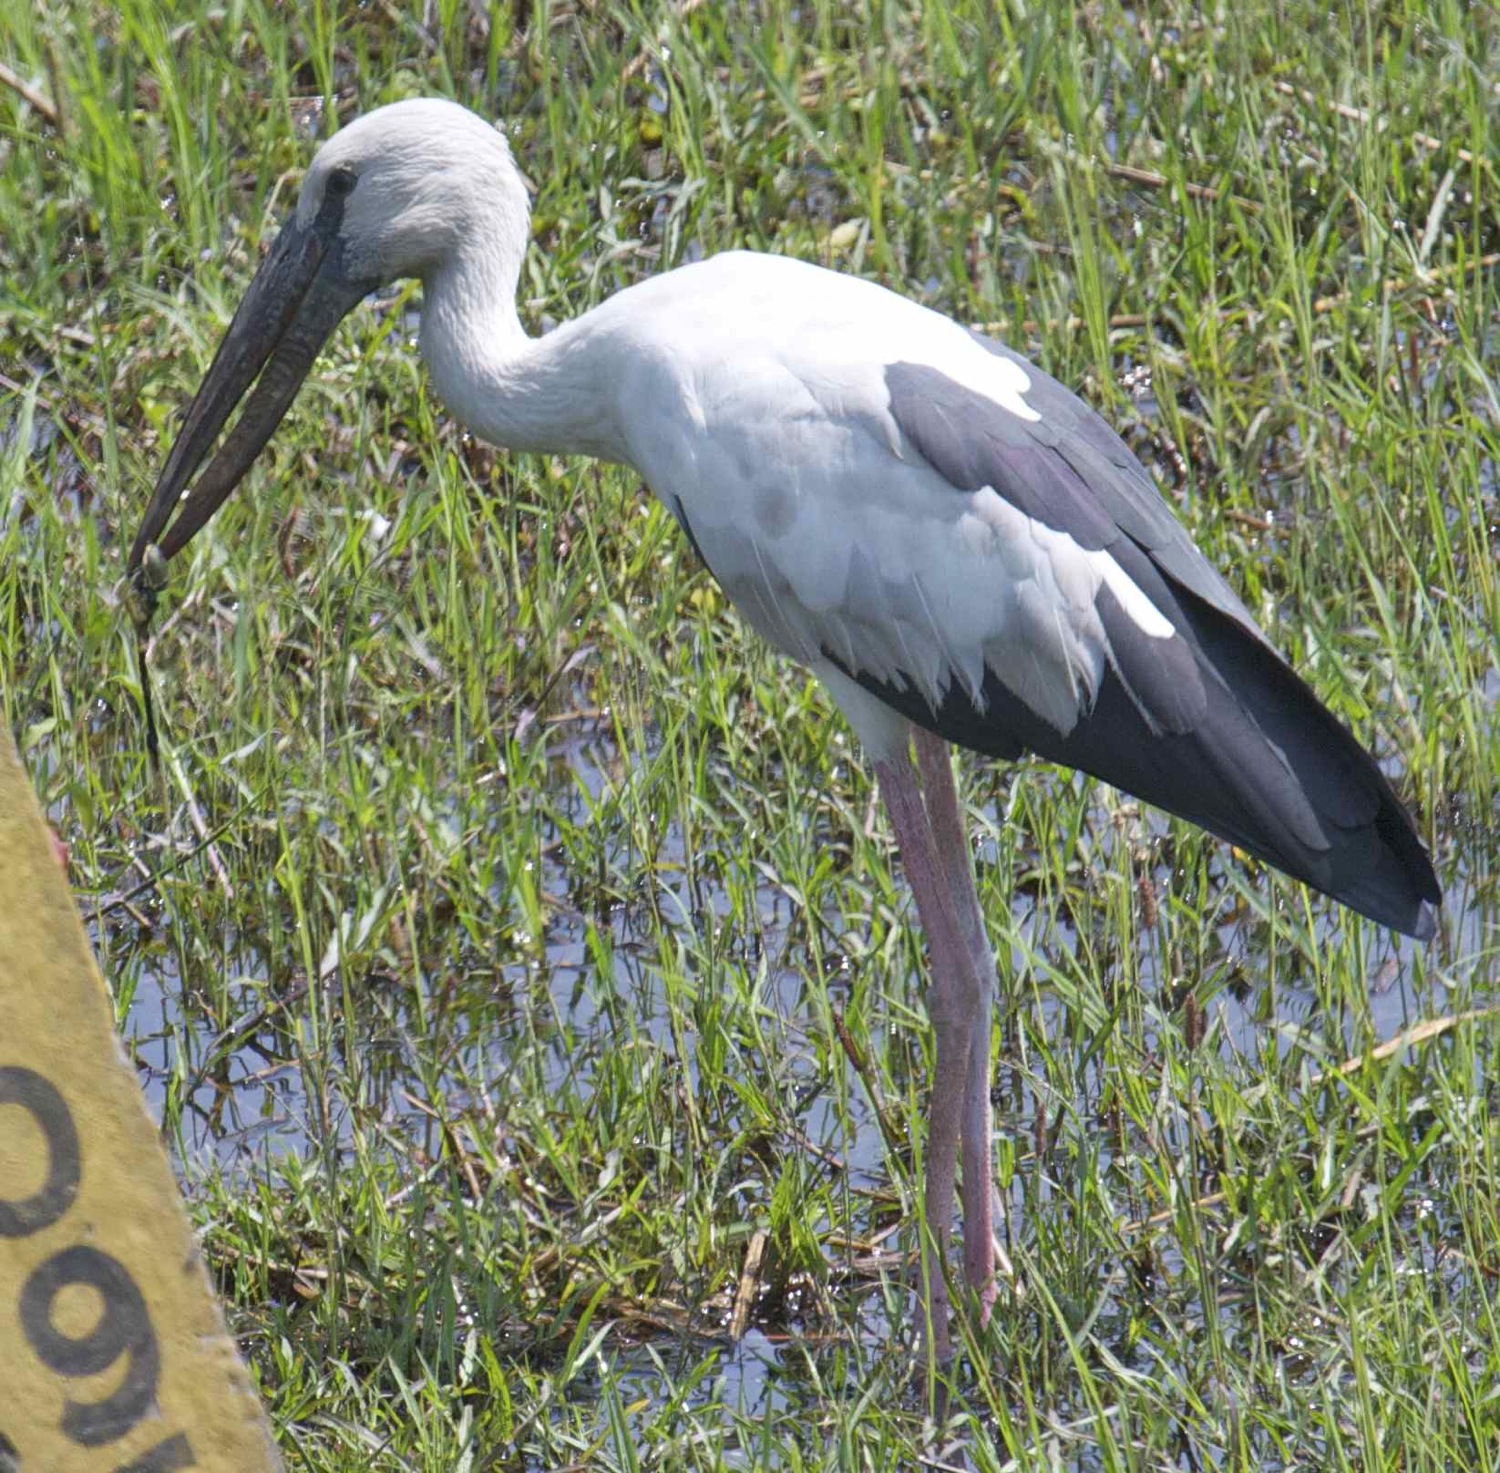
[0,730,282,1471]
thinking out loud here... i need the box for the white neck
[418,231,627,463]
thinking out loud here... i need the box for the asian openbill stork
[128,99,1440,1363]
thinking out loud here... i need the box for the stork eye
[326,166,358,200]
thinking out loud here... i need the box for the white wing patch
[1098,557,1176,639]
[931,339,1041,424]
[826,314,1040,424]
[962,490,1174,643]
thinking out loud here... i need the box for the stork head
[128,98,526,579]
[304,98,527,284]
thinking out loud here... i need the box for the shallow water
[86,688,1476,1459]
[103,713,1445,1170]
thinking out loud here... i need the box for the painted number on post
[0,1065,197,1471]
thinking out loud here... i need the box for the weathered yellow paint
[0,729,282,1472]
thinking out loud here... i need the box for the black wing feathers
[871,344,1440,938]
[965,335,1267,634]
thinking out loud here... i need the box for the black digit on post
[19,1245,159,1447]
[0,1066,81,1237]
[115,1433,197,1471]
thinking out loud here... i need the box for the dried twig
[728,1228,767,1341]
[1274,79,1486,171]
[163,745,236,901]
[976,312,1148,338]
[0,369,111,437]
[1327,1006,1500,1078]
[1313,250,1500,315]
[1121,1190,1228,1235]
[1224,508,1283,534]
[1102,159,1257,210]
[0,59,59,127]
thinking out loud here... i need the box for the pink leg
[915,731,999,1317]
[875,750,985,1363]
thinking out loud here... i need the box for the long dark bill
[127,188,371,582]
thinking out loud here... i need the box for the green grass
[3,0,1499,1466]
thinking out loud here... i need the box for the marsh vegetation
[2,1,1498,1466]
